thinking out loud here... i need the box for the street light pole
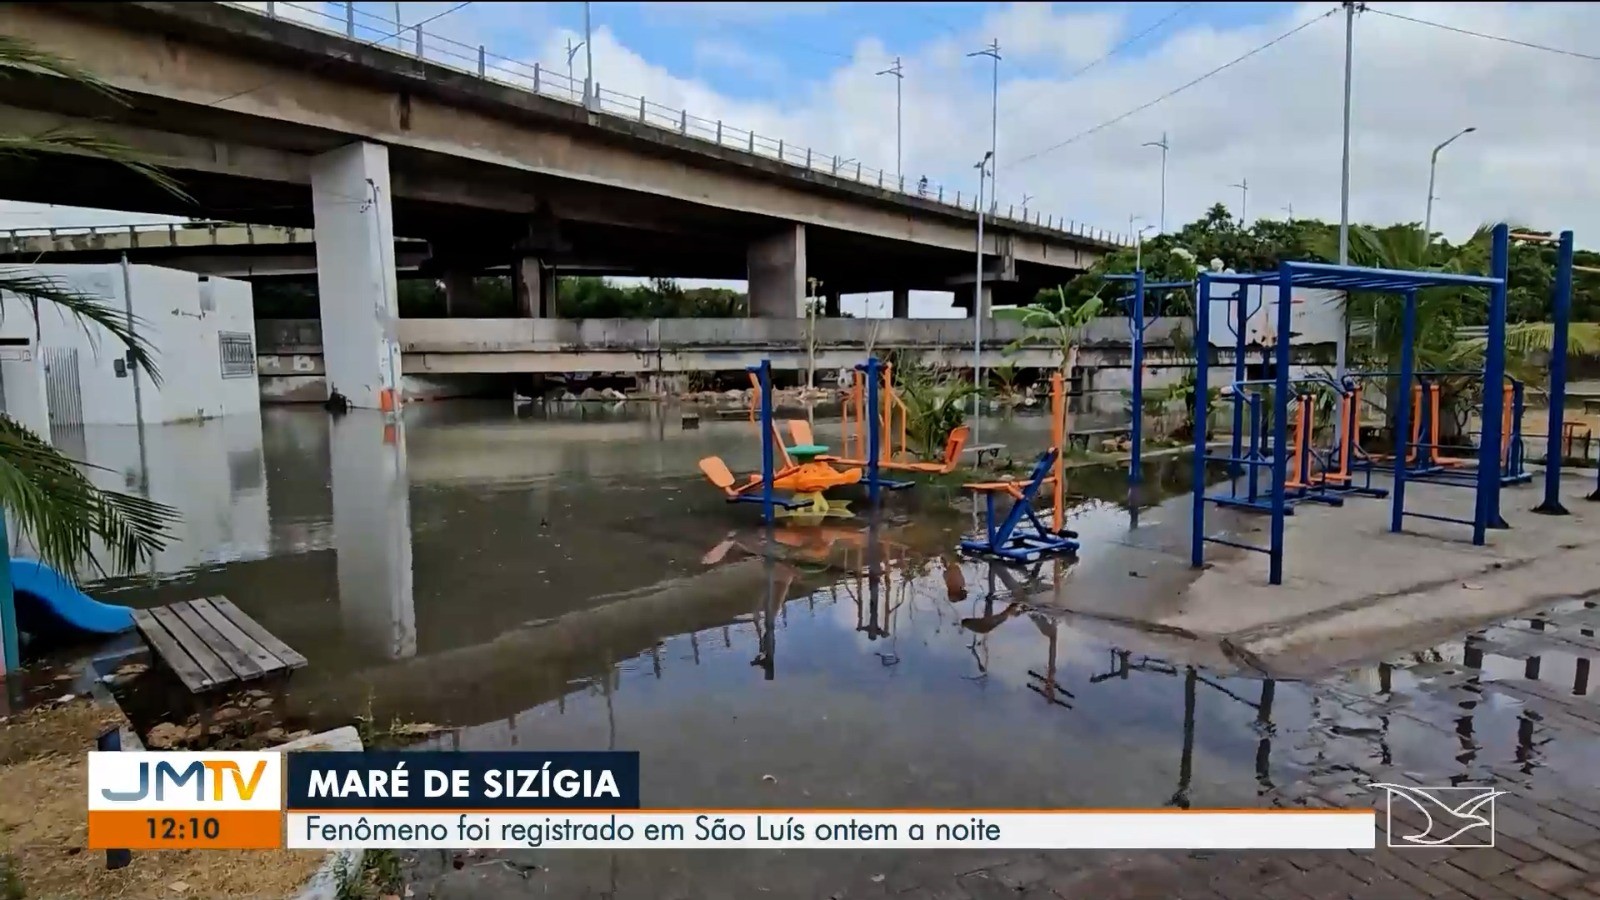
[566,37,587,103]
[1142,133,1169,234]
[1423,126,1477,249]
[973,151,993,443]
[968,40,1001,213]
[876,57,904,186]
[1336,1,1361,447]
[583,1,595,110]
[1230,178,1249,224]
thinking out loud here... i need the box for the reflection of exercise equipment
[1105,270,1192,484]
[959,372,1080,563]
[1193,226,1516,585]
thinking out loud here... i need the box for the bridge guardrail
[224,1,1129,248]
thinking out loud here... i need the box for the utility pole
[583,1,595,110]
[1283,203,1294,220]
[1230,178,1249,224]
[876,57,904,186]
[393,2,404,49]
[566,37,586,103]
[1142,132,1169,233]
[1335,1,1362,447]
[972,150,993,442]
[968,40,1000,213]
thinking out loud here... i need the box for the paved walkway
[402,600,1600,900]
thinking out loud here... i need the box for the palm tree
[1,35,179,577]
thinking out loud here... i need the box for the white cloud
[691,38,785,83]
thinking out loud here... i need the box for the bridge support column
[824,291,840,318]
[512,256,556,317]
[892,288,910,318]
[442,270,477,317]
[747,224,806,317]
[311,142,401,410]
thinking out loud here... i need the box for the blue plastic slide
[11,558,135,639]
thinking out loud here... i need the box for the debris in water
[168,881,190,894]
[761,774,777,784]
[1462,583,1484,591]
[391,722,448,737]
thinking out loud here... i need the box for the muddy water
[81,402,1600,824]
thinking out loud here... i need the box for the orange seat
[787,419,816,447]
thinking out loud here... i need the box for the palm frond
[0,34,126,105]
[0,128,189,201]
[0,416,177,578]
[0,269,162,384]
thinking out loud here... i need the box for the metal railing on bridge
[226,1,1129,248]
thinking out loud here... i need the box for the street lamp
[1142,133,1169,233]
[876,58,904,187]
[972,150,994,442]
[1423,126,1476,248]
[1229,178,1249,224]
[1134,223,1155,270]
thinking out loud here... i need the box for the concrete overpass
[0,2,1123,408]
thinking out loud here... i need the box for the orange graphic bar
[88,810,282,850]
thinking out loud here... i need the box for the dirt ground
[0,697,325,900]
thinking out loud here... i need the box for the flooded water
[74,402,1600,823]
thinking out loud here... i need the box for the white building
[0,263,260,435]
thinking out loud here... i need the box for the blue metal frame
[730,360,811,520]
[1106,272,1192,483]
[959,448,1080,564]
[1191,224,1513,585]
[854,356,916,496]
[1536,230,1575,514]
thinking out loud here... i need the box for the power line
[1002,2,1198,117]
[207,1,477,107]
[1364,7,1600,63]
[1008,5,1339,169]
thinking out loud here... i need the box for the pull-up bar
[1104,271,1193,483]
[1512,229,1576,515]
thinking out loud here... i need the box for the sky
[5,2,1599,318]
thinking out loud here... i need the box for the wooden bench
[132,597,307,695]
[962,443,1007,465]
[1066,425,1132,453]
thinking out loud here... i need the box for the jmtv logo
[89,752,283,810]
[101,759,268,803]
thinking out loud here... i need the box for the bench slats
[133,597,306,695]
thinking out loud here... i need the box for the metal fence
[228,1,1130,247]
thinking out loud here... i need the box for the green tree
[0,36,178,576]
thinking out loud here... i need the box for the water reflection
[76,401,1600,815]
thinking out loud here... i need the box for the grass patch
[0,698,327,900]
[333,849,402,900]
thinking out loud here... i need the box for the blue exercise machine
[1104,270,1193,484]
[1191,223,1515,585]
[958,448,1080,564]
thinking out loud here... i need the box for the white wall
[1206,284,1344,349]
[0,264,260,426]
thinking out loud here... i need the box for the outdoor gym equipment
[1210,372,1388,517]
[959,371,1079,563]
[1506,230,1578,514]
[699,360,862,524]
[1105,271,1192,484]
[1346,375,1529,489]
[826,362,974,473]
[1191,223,1515,585]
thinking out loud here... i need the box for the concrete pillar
[747,224,806,317]
[512,257,554,317]
[331,410,416,661]
[442,270,475,317]
[892,288,910,319]
[311,142,402,410]
[824,291,840,318]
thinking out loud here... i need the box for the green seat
[786,444,829,462]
